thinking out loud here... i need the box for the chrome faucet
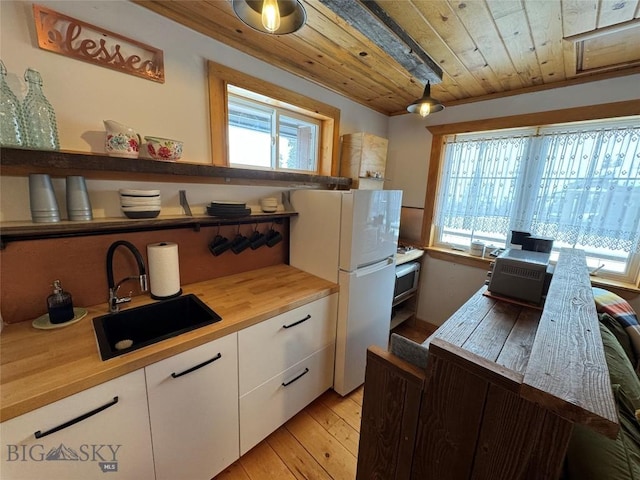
[106,240,148,313]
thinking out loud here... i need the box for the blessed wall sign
[33,4,165,83]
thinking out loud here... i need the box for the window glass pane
[436,134,532,247]
[278,115,318,171]
[529,128,640,251]
[227,90,320,173]
[228,99,272,168]
[435,118,640,282]
[526,126,640,276]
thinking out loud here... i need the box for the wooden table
[356,248,618,480]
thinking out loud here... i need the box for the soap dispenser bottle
[47,280,74,324]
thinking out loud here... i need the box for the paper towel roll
[147,242,182,299]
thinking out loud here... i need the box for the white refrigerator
[289,189,402,395]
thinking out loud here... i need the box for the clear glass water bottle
[23,68,59,150]
[0,60,26,147]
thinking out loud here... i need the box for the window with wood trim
[207,61,340,176]
[435,118,639,283]
[228,88,320,173]
[424,101,640,288]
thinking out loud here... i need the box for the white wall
[0,0,388,221]
[387,75,640,325]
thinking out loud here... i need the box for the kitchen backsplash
[0,221,289,324]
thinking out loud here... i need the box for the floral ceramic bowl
[144,136,183,161]
[105,132,140,158]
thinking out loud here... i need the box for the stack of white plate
[119,189,161,219]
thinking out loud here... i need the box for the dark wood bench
[357,248,619,480]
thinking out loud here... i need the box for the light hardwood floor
[214,386,363,480]
[214,323,433,480]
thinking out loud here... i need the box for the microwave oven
[394,261,421,304]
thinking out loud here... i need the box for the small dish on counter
[32,307,88,330]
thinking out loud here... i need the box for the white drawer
[239,343,334,455]
[238,294,337,395]
[0,370,154,480]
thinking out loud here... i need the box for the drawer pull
[171,353,222,378]
[282,367,309,387]
[34,396,119,439]
[283,314,311,329]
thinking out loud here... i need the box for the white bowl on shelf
[119,197,162,207]
[123,210,160,219]
[260,197,278,213]
[119,189,161,197]
[121,205,161,212]
[121,205,161,219]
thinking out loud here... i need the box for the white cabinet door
[238,294,337,396]
[239,343,334,455]
[0,370,154,480]
[145,333,239,480]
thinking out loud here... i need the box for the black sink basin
[93,294,222,360]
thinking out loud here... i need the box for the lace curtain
[436,122,640,255]
[514,126,640,253]
[436,132,533,243]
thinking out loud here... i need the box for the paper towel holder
[148,241,183,300]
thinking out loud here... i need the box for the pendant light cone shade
[232,0,307,35]
[407,82,445,117]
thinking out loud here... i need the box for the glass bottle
[23,68,59,150]
[47,279,74,324]
[0,60,26,147]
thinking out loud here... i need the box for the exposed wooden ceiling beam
[317,0,443,85]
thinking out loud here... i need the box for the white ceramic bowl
[120,205,162,212]
[119,189,161,197]
[123,210,160,219]
[260,197,278,213]
[144,136,183,161]
[119,196,162,207]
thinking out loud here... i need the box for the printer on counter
[486,231,555,306]
[487,249,554,305]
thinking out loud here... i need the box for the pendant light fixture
[406,82,444,117]
[232,0,307,35]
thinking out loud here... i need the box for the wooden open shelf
[0,212,297,247]
[0,146,351,247]
[0,147,352,188]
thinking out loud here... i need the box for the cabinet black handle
[282,368,309,387]
[283,314,311,329]
[34,396,119,439]
[171,353,222,378]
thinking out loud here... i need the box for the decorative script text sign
[33,4,165,83]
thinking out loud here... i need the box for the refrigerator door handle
[354,257,394,277]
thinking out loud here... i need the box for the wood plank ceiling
[135,0,640,116]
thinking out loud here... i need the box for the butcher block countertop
[0,264,339,422]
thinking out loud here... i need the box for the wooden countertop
[395,248,424,265]
[426,248,619,438]
[0,264,339,422]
